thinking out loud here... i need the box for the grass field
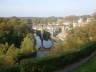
[72,54,96,72]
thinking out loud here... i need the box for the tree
[0,17,31,48]
[63,15,79,23]
[0,43,9,55]
[27,19,32,24]
[6,44,17,64]
[43,31,51,40]
[6,44,16,57]
[20,33,36,55]
[0,43,17,65]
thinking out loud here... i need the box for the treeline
[20,15,91,25]
[0,17,36,65]
[0,15,91,26]
[0,16,36,66]
[0,17,31,47]
[21,16,62,24]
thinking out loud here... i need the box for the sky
[0,0,96,17]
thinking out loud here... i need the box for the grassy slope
[72,55,96,72]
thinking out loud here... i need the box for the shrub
[0,65,20,72]
[0,56,5,66]
[0,55,16,66]
[0,42,96,72]
[20,41,96,72]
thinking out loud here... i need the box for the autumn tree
[20,33,36,55]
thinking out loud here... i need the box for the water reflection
[34,33,53,57]
[34,34,53,49]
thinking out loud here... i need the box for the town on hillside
[32,14,96,41]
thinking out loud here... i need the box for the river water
[34,34,53,57]
[34,34,53,49]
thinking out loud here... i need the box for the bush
[0,56,5,66]
[16,51,36,62]
[20,41,96,72]
[0,55,16,66]
[0,65,20,72]
[0,42,96,72]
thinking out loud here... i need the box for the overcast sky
[0,0,96,17]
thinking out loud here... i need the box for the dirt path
[54,51,96,72]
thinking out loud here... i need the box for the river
[34,34,53,57]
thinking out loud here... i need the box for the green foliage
[0,43,17,65]
[0,56,5,66]
[20,33,36,55]
[20,42,96,72]
[0,55,15,65]
[6,44,17,64]
[43,31,51,40]
[49,37,84,56]
[52,21,96,55]
[0,23,13,43]
[6,44,16,56]
[0,17,31,48]
[0,43,17,55]
[27,19,32,24]
[0,42,96,72]
[63,15,79,23]
[0,43,9,55]
[31,16,57,24]
[0,65,20,72]
[69,22,96,43]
